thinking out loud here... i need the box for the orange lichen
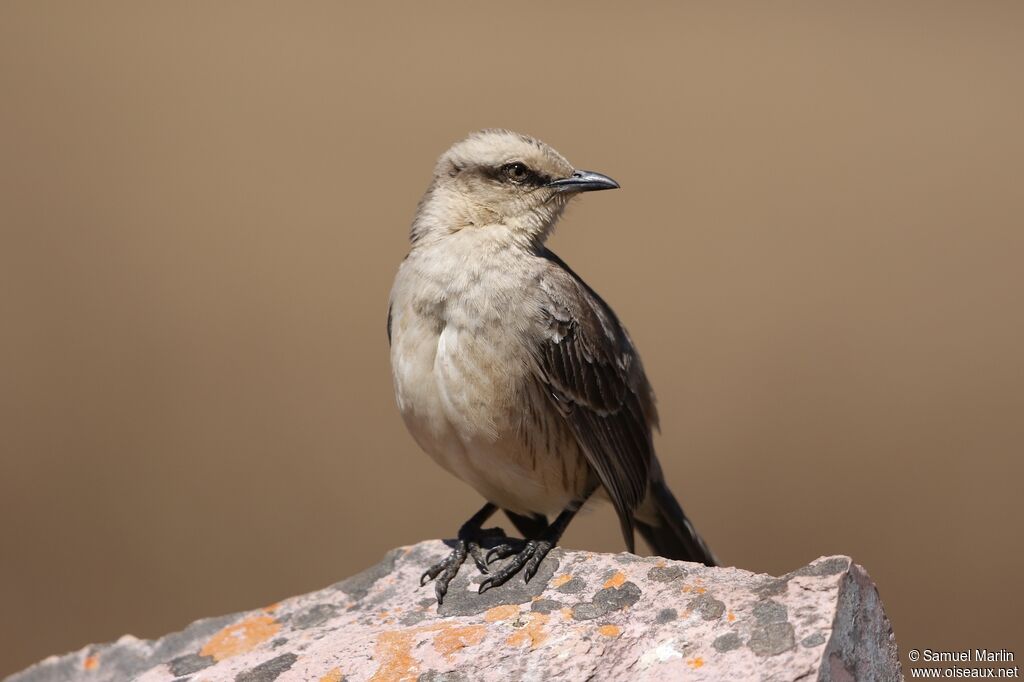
[727,611,736,622]
[369,630,417,682]
[319,667,344,682]
[506,612,549,649]
[433,624,486,658]
[560,607,573,621]
[687,656,705,669]
[200,614,280,661]
[366,623,489,677]
[262,602,280,613]
[603,571,626,589]
[551,574,573,588]
[597,624,621,638]
[83,655,99,671]
[484,604,520,622]
[682,576,708,594]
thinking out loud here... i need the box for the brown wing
[533,250,658,551]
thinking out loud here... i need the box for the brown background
[2,2,1022,675]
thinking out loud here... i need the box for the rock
[7,541,901,681]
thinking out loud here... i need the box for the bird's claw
[419,527,517,604]
[419,565,441,587]
[478,539,554,594]
[468,541,489,574]
[419,541,469,603]
[485,539,525,565]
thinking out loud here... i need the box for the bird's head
[411,129,619,247]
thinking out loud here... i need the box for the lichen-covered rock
[7,541,901,681]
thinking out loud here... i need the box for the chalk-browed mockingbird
[388,130,717,603]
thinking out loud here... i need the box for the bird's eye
[501,162,531,183]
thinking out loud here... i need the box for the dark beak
[547,169,620,193]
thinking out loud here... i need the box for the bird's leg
[504,510,549,539]
[481,490,594,593]
[420,502,506,604]
[481,510,545,564]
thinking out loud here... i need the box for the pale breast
[389,238,590,515]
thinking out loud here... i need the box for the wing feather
[532,250,658,549]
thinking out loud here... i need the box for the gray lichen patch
[791,556,851,578]
[418,670,467,682]
[335,549,400,601]
[655,608,678,624]
[646,565,687,583]
[748,621,796,657]
[150,613,239,664]
[530,599,564,614]
[601,568,622,582]
[293,603,338,630]
[593,581,642,611]
[234,653,298,682]
[753,599,789,625]
[168,653,215,677]
[400,609,429,626]
[802,632,827,648]
[555,576,586,594]
[571,581,642,620]
[570,602,604,620]
[713,632,743,653]
[687,594,726,621]
[755,578,789,598]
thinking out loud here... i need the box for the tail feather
[635,479,718,566]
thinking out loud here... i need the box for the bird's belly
[391,321,582,515]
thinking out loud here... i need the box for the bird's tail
[635,479,718,566]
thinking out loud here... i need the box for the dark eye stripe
[499,162,549,187]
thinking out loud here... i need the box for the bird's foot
[479,538,554,593]
[420,527,508,604]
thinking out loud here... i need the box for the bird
[387,129,717,604]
